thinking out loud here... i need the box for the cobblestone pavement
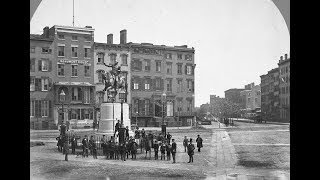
[30,122,290,180]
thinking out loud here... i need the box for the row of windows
[30,77,51,91]
[132,99,193,116]
[58,45,91,58]
[30,47,52,54]
[57,63,91,77]
[280,65,290,75]
[57,34,92,42]
[30,100,50,118]
[97,53,128,65]
[132,47,193,61]
[280,86,290,94]
[131,78,194,93]
[166,53,192,61]
[132,59,194,75]
[30,59,52,72]
[57,87,93,104]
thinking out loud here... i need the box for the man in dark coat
[125,126,130,140]
[82,135,89,158]
[160,141,166,160]
[187,138,195,163]
[196,135,203,152]
[91,137,97,159]
[171,139,177,163]
[153,140,159,160]
[166,142,171,161]
[89,135,95,156]
[131,139,138,160]
[183,136,188,152]
[115,120,121,134]
[56,136,63,152]
[100,135,106,156]
[119,142,126,161]
[166,132,172,144]
[70,134,77,155]
[62,133,69,161]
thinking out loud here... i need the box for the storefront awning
[54,82,95,86]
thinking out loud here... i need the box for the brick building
[260,68,280,121]
[224,88,244,104]
[30,33,55,130]
[209,95,225,117]
[93,30,131,110]
[129,42,195,127]
[39,25,96,129]
[240,83,261,111]
[278,54,290,122]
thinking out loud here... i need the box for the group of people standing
[56,123,204,164]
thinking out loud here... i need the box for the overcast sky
[30,0,290,107]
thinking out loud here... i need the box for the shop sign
[59,59,91,65]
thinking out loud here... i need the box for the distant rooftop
[53,25,95,31]
[30,34,53,41]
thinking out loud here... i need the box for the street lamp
[162,92,166,135]
[59,90,68,161]
[118,91,126,144]
[60,90,66,134]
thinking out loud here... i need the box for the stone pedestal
[98,103,133,137]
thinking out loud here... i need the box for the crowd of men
[56,123,204,164]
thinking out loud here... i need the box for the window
[255,98,258,103]
[98,53,104,63]
[41,100,49,117]
[166,53,172,59]
[145,99,150,115]
[145,79,150,90]
[30,76,35,91]
[84,48,90,58]
[58,34,64,39]
[286,66,288,73]
[177,54,182,60]
[84,65,90,77]
[144,60,150,71]
[186,65,192,75]
[72,35,78,41]
[110,54,117,65]
[155,78,161,89]
[30,59,35,72]
[133,99,139,114]
[42,47,50,53]
[177,79,182,93]
[57,64,65,76]
[71,65,78,77]
[156,61,161,72]
[187,80,192,92]
[98,71,104,83]
[41,78,49,91]
[133,59,142,71]
[84,36,92,41]
[58,46,65,56]
[166,63,172,74]
[30,100,35,117]
[185,54,192,61]
[134,83,139,90]
[187,100,192,112]
[121,54,128,65]
[72,87,82,101]
[71,47,78,57]
[177,64,182,74]
[177,100,182,112]
[41,60,49,71]
[30,47,35,53]
[248,98,250,102]
[84,87,91,104]
[167,79,172,92]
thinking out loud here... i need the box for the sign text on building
[59,59,90,65]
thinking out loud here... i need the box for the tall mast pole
[72,0,74,26]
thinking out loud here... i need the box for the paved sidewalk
[230,118,290,125]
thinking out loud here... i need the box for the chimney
[280,56,283,61]
[120,29,127,44]
[43,26,49,38]
[285,54,288,60]
[107,34,113,44]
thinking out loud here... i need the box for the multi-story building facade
[278,54,290,122]
[30,33,55,130]
[209,95,225,116]
[93,31,131,107]
[224,88,244,104]
[240,83,261,111]
[260,68,280,121]
[129,42,195,127]
[40,25,96,129]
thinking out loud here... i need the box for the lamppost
[60,90,68,161]
[60,90,66,134]
[162,92,166,135]
[118,91,126,144]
